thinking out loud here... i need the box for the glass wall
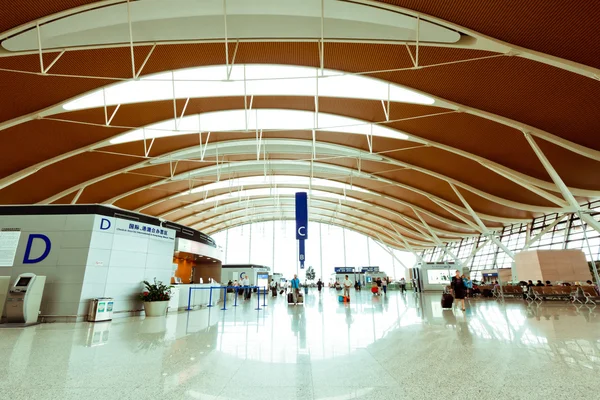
[420,200,600,280]
[211,221,416,282]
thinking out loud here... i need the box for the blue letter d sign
[23,234,52,264]
[100,218,111,230]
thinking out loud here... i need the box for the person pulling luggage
[270,279,278,297]
[451,270,467,311]
[291,274,301,305]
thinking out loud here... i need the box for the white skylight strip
[171,175,369,198]
[63,64,435,111]
[183,188,364,208]
[109,109,410,144]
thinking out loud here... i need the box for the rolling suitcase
[441,293,454,309]
[287,293,294,303]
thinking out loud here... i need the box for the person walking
[270,279,278,297]
[400,277,406,293]
[451,270,467,311]
[382,277,388,295]
[317,279,323,293]
[343,275,352,298]
[376,277,382,295]
[291,274,301,305]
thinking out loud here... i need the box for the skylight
[63,64,435,111]
[184,187,364,208]
[109,109,411,144]
[171,175,369,198]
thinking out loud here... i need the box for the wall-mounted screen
[257,273,269,289]
[16,277,32,287]
[427,270,451,285]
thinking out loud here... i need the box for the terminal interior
[0,1,600,399]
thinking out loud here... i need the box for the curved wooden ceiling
[0,0,599,252]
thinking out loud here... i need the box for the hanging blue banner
[295,192,308,240]
[299,239,305,269]
[296,192,308,269]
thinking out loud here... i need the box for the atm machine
[5,273,46,325]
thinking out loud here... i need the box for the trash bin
[88,297,114,322]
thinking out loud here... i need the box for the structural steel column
[342,227,347,267]
[319,223,323,280]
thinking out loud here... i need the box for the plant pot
[143,301,169,317]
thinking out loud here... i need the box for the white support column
[411,209,465,266]
[272,219,276,273]
[366,235,371,266]
[126,0,136,79]
[579,211,600,285]
[524,213,568,250]
[449,183,515,260]
[319,0,325,75]
[319,222,324,280]
[36,23,44,74]
[342,227,347,267]
[525,132,600,236]
[223,0,229,79]
[225,228,229,264]
[248,222,252,263]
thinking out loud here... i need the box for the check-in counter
[172,283,223,310]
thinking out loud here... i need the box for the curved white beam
[204,216,420,250]
[187,200,439,244]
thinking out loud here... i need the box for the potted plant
[140,278,173,317]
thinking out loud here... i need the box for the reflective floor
[1,290,600,399]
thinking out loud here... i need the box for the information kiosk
[5,273,46,325]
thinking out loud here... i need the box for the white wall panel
[85,248,111,267]
[82,265,109,284]
[109,250,147,268]
[64,215,96,231]
[147,239,175,255]
[106,266,144,284]
[112,234,148,253]
[57,248,90,266]
[80,283,107,300]
[61,231,93,249]
[56,265,87,283]
[89,231,114,250]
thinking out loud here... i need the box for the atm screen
[16,277,32,287]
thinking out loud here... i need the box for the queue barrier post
[207,286,214,307]
[255,286,262,310]
[262,286,267,307]
[221,287,227,310]
[187,286,193,310]
[234,287,239,307]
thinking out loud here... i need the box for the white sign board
[0,228,21,267]
[114,218,176,242]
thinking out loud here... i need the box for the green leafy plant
[139,278,173,302]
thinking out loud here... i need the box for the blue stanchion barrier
[186,286,262,311]
[221,287,227,310]
[255,287,262,311]
[262,286,267,307]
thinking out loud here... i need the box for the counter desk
[169,283,223,311]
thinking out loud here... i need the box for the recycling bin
[88,297,114,322]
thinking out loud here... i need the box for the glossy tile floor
[1,290,600,399]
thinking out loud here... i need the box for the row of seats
[473,284,599,305]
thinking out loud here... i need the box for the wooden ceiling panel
[0,151,137,204]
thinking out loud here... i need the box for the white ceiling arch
[175,194,470,242]
[186,199,456,244]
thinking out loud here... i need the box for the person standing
[291,274,301,305]
[463,275,473,298]
[242,274,251,300]
[400,277,406,293]
[343,275,352,298]
[382,277,388,295]
[451,270,467,311]
[317,279,323,293]
[376,277,382,295]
